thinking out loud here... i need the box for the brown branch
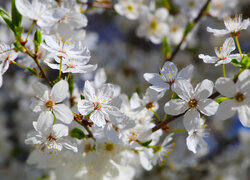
[166,0,211,61]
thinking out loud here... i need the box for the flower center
[127,5,133,11]
[153,145,162,153]
[188,98,198,108]
[146,102,155,109]
[45,100,54,110]
[66,64,76,69]
[93,102,102,110]
[150,21,158,30]
[128,132,137,143]
[171,26,178,32]
[234,92,245,102]
[47,135,56,142]
[105,142,114,152]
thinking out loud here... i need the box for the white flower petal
[164,99,188,115]
[83,80,96,101]
[52,124,68,138]
[144,73,165,85]
[194,79,214,100]
[177,64,194,81]
[37,111,54,132]
[237,69,250,92]
[173,79,193,101]
[207,27,229,36]
[215,99,236,120]
[215,77,236,97]
[237,105,250,127]
[53,104,73,124]
[77,100,94,115]
[198,54,217,64]
[94,68,107,88]
[90,110,106,128]
[184,109,201,130]
[155,8,168,21]
[51,80,68,103]
[139,151,153,171]
[186,133,207,154]
[198,99,219,116]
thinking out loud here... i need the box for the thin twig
[166,0,211,61]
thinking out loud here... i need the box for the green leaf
[141,139,152,147]
[215,97,232,104]
[14,41,25,52]
[162,36,171,58]
[231,59,242,67]
[135,87,141,96]
[80,95,85,99]
[11,0,22,27]
[0,9,15,32]
[33,29,42,46]
[241,53,250,69]
[71,128,85,139]
[184,22,194,37]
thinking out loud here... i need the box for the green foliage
[80,95,85,99]
[33,29,42,46]
[141,139,152,147]
[71,128,85,139]
[162,37,171,58]
[0,9,15,32]
[0,1,23,37]
[34,29,42,52]
[231,53,250,69]
[14,41,26,52]
[184,22,194,37]
[11,0,22,27]
[231,59,242,67]
[215,97,232,104]
[241,53,250,69]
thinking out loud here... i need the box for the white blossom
[31,80,73,125]
[25,121,77,153]
[114,0,144,20]
[0,43,18,87]
[215,69,250,127]
[207,14,250,36]
[136,7,169,44]
[199,37,241,66]
[78,81,127,128]
[144,61,194,93]
[164,79,219,122]
[15,0,63,29]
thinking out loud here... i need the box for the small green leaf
[0,9,15,32]
[135,87,141,96]
[33,29,42,46]
[231,59,242,67]
[184,22,194,37]
[71,128,85,139]
[11,0,22,27]
[141,139,152,147]
[215,97,232,104]
[162,36,171,58]
[241,53,250,69]
[80,95,85,99]
[14,41,25,52]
